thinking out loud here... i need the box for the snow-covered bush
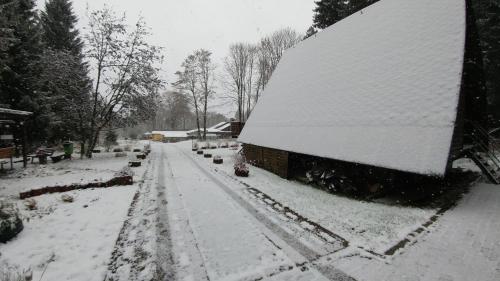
[233,153,249,177]
[115,166,134,178]
[0,263,32,281]
[0,199,23,243]
[61,194,74,203]
[23,199,37,211]
[104,131,118,152]
[114,152,127,157]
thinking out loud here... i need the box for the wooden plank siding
[243,144,289,178]
[230,122,245,138]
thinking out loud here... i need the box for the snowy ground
[0,140,150,281]
[1,140,499,281]
[174,140,499,281]
[190,141,438,254]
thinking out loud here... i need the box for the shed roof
[0,108,33,117]
[238,0,466,175]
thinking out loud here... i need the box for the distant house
[239,0,499,184]
[151,131,165,142]
[0,108,33,168]
[187,122,232,139]
[151,131,190,143]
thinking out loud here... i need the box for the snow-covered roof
[0,108,33,116]
[186,122,231,135]
[152,131,188,138]
[239,0,466,176]
[210,122,227,130]
[213,122,231,132]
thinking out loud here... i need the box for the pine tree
[303,26,317,40]
[40,0,91,147]
[347,0,377,15]
[40,0,83,56]
[0,0,48,141]
[477,0,500,121]
[312,0,378,30]
[312,0,346,29]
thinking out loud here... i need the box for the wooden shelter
[0,108,33,168]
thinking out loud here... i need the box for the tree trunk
[80,141,85,159]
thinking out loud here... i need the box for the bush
[0,263,32,281]
[234,153,249,177]
[0,200,23,243]
[104,131,118,152]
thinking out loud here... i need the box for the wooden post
[21,122,27,168]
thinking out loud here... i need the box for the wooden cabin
[239,0,499,184]
[0,108,33,168]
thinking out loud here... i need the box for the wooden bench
[0,147,14,170]
[30,148,55,164]
[50,153,66,163]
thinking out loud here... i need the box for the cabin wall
[446,0,488,171]
[449,87,466,164]
[230,122,245,138]
[243,144,289,178]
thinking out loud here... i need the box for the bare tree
[195,49,216,139]
[164,91,192,130]
[224,43,252,122]
[85,7,164,157]
[245,45,257,119]
[222,28,301,121]
[174,54,202,138]
[175,49,216,140]
[255,28,302,102]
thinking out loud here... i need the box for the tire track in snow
[104,148,175,281]
[155,149,176,280]
[176,147,357,281]
[160,146,211,281]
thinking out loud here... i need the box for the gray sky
[36,0,316,116]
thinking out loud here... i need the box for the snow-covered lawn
[183,141,437,253]
[2,140,498,281]
[0,140,150,281]
[330,183,500,281]
[0,152,129,198]
[0,186,137,281]
[179,141,500,280]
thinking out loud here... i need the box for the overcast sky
[36,0,316,116]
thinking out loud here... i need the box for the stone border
[19,176,133,199]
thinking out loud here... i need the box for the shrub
[104,131,118,152]
[234,153,249,177]
[0,263,32,281]
[0,200,23,243]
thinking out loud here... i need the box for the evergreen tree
[40,0,83,56]
[0,0,48,142]
[303,26,317,40]
[312,0,346,29]
[40,0,91,147]
[347,0,377,15]
[472,0,500,122]
[312,0,378,30]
